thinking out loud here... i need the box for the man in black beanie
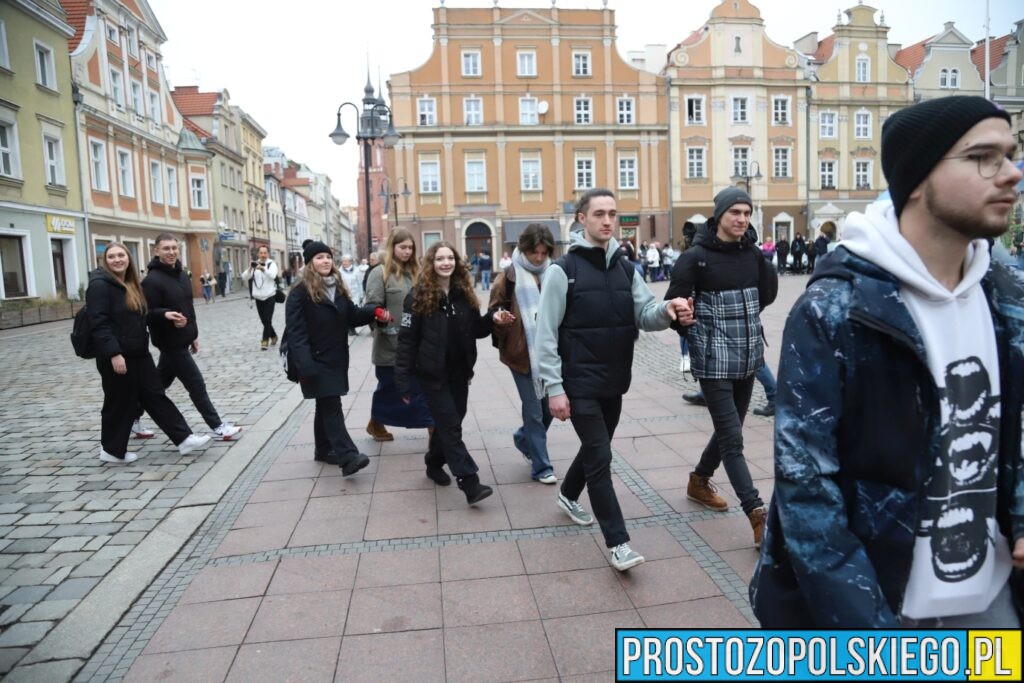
[752,96,1024,628]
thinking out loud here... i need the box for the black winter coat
[394,286,493,395]
[285,283,377,399]
[86,269,150,358]
[142,258,198,350]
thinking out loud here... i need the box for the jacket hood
[148,256,182,275]
[693,222,756,253]
[567,230,621,267]
[89,267,125,288]
[840,199,990,302]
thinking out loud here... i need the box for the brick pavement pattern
[2,275,808,681]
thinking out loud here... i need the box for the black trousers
[98,354,191,457]
[255,298,277,341]
[422,378,478,478]
[150,347,222,429]
[561,396,629,549]
[313,396,360,465]
[695,376,763,514]
[807,252,817,272]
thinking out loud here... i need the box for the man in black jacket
[142,234,241,441]
[774,236,789,275]
[812,230,831,272]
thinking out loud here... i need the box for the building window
[145,52,156,70]
[220,162,227,186]
[148,91,161,124]
[772,96,790,125]
[517,50,536,77]
[116,149,134,197]
[574,153,594,190]
[732,147,749,177]
[854,110,871,139]
[949,68,960,88]
[855,55,870,83]
[126,25,139,57]
[773,147,791,178]
[819,111,836,138]
[520,155,541,191]
[0,235,29,298]
[461,50,481,77]
[687,147,706,178]
[820,160,836,189]
[109,69,124,108]
[465,156,486,193]
[0,117,20,179]
[419,157,440,194]
[417,98,436,126]
[34,41,56,90]
[617,97,635,125]
[732,96,748,123]
[43,135,64,186]
[574,97,592,125]
[105,21,118,43]
[686,96,705,125]
[854,160,871,189]
[130,80,144,115]
[939,69,949,88]
[519,97,538,125]
[190,176,207,208]
[618,153,638,190]
[89,139,108,191]
[150,161,163,203]
[572,51,591,77]
[0,20,9,70]
[166,166,178,206]
[463,97,482,126]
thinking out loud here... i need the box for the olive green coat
[363,267,414,366]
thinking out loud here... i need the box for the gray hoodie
[535,232,673,398]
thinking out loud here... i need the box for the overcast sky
[149,0,1018,206]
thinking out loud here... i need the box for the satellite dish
[537,100,549,115]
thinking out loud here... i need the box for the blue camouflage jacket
[750,247,1024,627]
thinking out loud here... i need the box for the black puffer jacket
[86,268,150,358]
[143,258,198,350]
[394,285,493,394]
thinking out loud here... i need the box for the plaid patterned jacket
[688,286,764,380]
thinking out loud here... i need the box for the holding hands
[665,297,695,326]
[165,311,188,329]
[493,308,516,326]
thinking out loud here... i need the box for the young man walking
[752,96,1024,627]
[536,189,693,571]
[141,234,242,442]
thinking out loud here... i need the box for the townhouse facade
[0,0,87,301]
[240,108,268,253]
[894,22,984,103]
[262,163,286,271]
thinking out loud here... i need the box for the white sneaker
[178,434,212,456]
[100,449,138,464]
[678,355,691,373]
[212,423,242,440]
[537,474,558,485]
[131,419,155,439]
[610,543,645,571]
[556,492,594,526]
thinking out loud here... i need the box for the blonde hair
[300,256,350,304]
[381,228,418,285]
[100,242,147,313]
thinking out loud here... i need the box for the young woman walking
[489,224,558,484]
[395,242,513,504]
[363,229,433,441]
[87,243,210,463]
[285,241,390,474]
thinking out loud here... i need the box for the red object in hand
[374,307,390,323]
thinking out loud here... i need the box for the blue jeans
[755,364,776,402]
[481,269,491,290]
[678,335,689,357]
[511,371,554,479]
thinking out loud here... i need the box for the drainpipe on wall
[805,84,812,238]
[666,75,674,247]
[72,84,91,292]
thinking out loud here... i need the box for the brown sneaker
[366,419,394,442]
[260,339,269,351]
[748,506,767,548]
[686,472,728,511]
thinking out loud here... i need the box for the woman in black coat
[87,243,209,463]
[285,241,388,475]
[395,241,514,504]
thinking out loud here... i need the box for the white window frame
[0,20,10,70]
[819,160,836,189]
[617,152,638,190]
[685,95,705,125]
[854,160,872,189]
[463,97,482,126]
[220,162,227,187]
[461,49,481,77]
[772,147,791,178]
[574,97,592,125]
[949,68,960,89]
[109,69,125,108]
[166,166,178,206]
[88,138,108,191]
[145,52,156,71]
[33,40,57,90]
[42,133,65,186]
[819,110,836,138]
[732,146,750,177]
[686,147,706,179]
[0,231,34,299]
[417,97,436,126]
[189,174,208,209]
[465,156,486,193]
[520,155,541,191]
[772,96,791,125]
[519,97,538,125]
[572,50,592,77]
[854,109,871,139]
[150,160,163,203]
[574,152,595,190]
[126,25,139,58]
[617,97,635,125]
[0,112,21,179]
[105,21,118,44]
[939,69,949,88]
[418,157,440,194]
[148,91,161,124]
[116,147,134,198]
[855,55,870,83]
[130,80,144,115]
[731,96,749,123]
[517,50,537,77]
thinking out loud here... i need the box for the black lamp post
[378,176,411,230]
[329,81,400,259]
[742,160,762,195]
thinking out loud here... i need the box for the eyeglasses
[940,148,1015,179]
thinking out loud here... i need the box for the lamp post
[329,87,400,259]
[378,176,411,230]
[742,160,762,195]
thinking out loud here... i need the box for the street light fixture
[378,176,412,229]
[329,82,401,259]
[742,160,763,195]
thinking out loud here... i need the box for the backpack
[278,330,299,383]
[70,305,96,359]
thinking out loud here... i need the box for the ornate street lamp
[378,176,411,229]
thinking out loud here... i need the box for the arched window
[949,68,960,88]
[939,69,949,88]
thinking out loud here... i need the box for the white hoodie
[841,200,1010,620]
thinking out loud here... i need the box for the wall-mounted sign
[46,214,76,234]
[619,215,639,226]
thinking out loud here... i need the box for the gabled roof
[970,34,1011,80]
[170,86,219,117]
[60,0,92,52]
[894,35,932,75]
[182,117,211,140]
[812,34,835,63]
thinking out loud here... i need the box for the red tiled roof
[182,117,211,139]
[971,34,1011,80]
[60,0,93,53]
[894,35,933,76]
[171,86,219,116]
[282,177,310,187]
[812,34,835,63]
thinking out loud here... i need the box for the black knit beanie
[303,241,332,264]
[712,187,753,223]
[882,96,1010,217]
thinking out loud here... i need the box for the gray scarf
[321,275,337,302]
[511,248,550,398]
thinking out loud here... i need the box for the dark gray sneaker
[610,543,645,571]
[556,493,594,526]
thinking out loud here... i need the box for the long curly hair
[381,228,419,286]
[412,241,478,316]
[300,256,350,305]
[100,242,147,313]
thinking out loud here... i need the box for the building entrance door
[51,239,67,298]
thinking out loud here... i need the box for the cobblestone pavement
[2,275,809,681]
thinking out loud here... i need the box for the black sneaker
[752,402,775,417]
[457,475,493,505]
[682,391,707,406]
[340,453,370,476]
[426,466,452,486]
[315,451,338,464]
